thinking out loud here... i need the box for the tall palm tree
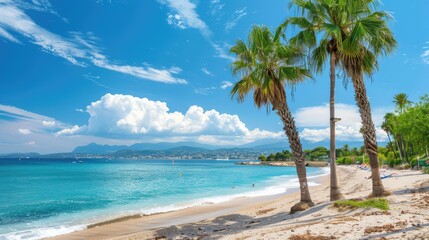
[381,113,399,160]
[283,0,348,201]
[286,0,396,197]
[393,93,413,114]
[338,0,397,196]
[392,93,413,162]
[230,25,314,212]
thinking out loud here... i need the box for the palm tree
[338,1,397,196]
[393,93,413,114]
[230,25,314,212]
[286,0,396,197]
[342,144,350,156]
[283,0,348,201]
[381,113,399,160]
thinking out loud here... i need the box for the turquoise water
[0,158,327,239]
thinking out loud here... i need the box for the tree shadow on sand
[151,202,356,239]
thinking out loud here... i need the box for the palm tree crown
[230,25,311,110]
[393,93,413,113]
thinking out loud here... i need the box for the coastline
[49,166,429,240]
[47,169,329,240]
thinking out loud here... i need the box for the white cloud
[194,87,216,95]
[225,7,247,31]
[212,42,234,61]
[295,103,390,142]
[0,25,20,43]
[55,125,81,136]
[167,14,186,29]
[201,67,213,76]
[0,104,149,154]
[0,104,54,123]
[92,59,187,84]
[209,0,224,17]
[220,81,233,90]
[18,128,31,134]
[58,94,281,145]
[160,0,211,38]
[159,0,234,62]
[42,120,56,127]
[0,1,186,84]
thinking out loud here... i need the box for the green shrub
[410,159,417,168]
[344,156,353,165]
[336,157,345,165]
[423,167,429,174]
[333,198,389,211]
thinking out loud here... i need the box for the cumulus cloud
[295,103,390,142]
[58,94,282,144]
[0,1,186,84]
[55,125,81,136]
[225,7,247,31]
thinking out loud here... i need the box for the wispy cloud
[159,0,233,61]
[212,42,234,61]
[422,41,429,64]
[160,0,211,38]
[220,81,233,90]
[0,1,186,84]
[225,7,247,31]
[201,67,213,76]
[18,128,31,134]
[209,0,224,19]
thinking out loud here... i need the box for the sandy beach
[49,166,429,240]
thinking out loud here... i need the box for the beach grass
[333,198,389,211]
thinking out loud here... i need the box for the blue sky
[0,0,428,153]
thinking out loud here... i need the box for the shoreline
[47,171,329,240]
[49,166,429,240]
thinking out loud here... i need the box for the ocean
[0,158,328,239]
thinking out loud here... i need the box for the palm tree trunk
[351,74,389,197]
[274,101,314,207]
[394,136,403,161]
[386,132,397,159]
[329,51,343,201]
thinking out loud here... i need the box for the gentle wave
[0,225,86,240]
[2,167,329,240]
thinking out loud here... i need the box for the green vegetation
[333,198,389,211]
[423,167,429,175]
[381,94,429,168]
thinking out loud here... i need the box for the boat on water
[215,156,229,161]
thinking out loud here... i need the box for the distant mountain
[72,143,127,154]
[72,142,218,154]
[69,139,386,156]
